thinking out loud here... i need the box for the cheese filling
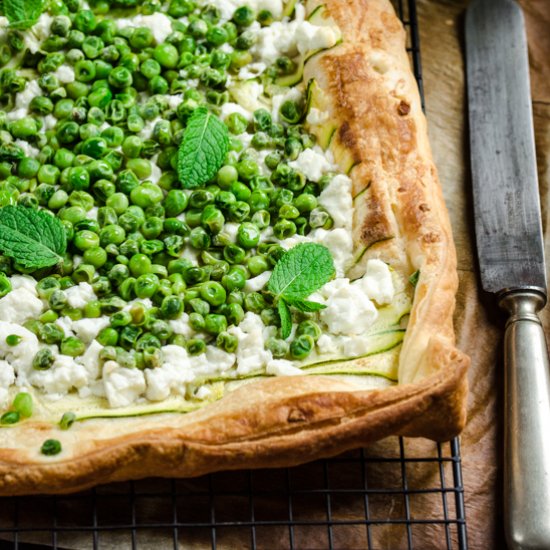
[0,0,410,414]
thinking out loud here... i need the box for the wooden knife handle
[499,289,550,549]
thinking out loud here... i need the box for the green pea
[33,348,55,370]
[295,193,318,213]
[12,392,33,418]
[186,337,205,355]
[106,192,129,215]
[296,320,322,342]
[130,26,154,49]
[61,336,85,357]
[0,272,12,297]
[1,411,20,425]
[73,229,99,251]
[153,42,179,68]
[72,263,96,283]
[99,224,126,246]
[221,269,246,291]
[204,314,227,335]
[290,334,314,360]
[84,300,102,318]
[6,334,22,346]
[233,5,255,26]
[135,273,160,299]
[189,227,211,250]
[247,255,269,276]
[39,322,64,344]
[160,295,183,319]
[200,281,227,306]
[129,254,152,277]
[41,438,62,456]
[237,222,260,249]
[225,112,248,135]
[82,246,107,268]
[273,219,297,240]
[266,337,289,358]
[130,182,164,208]
[226,302,245,325]
[163,189,188,217]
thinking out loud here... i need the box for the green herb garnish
[177,107,229,189]
[0,205,67,270]
[268,243,335,339]
[4,0,45,30]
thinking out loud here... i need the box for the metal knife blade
[466,2,550,548]
[465,0,546,295]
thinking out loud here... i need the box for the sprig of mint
[4,0,45,30]
[177,107,229,189]
[268,243,335,339]
[0,205,67,270]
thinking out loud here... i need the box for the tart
[0,0,468,494]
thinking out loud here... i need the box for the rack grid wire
[0,0,468,548]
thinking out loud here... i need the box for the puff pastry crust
[0,0,469,495]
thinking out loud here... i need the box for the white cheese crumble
[289,147,336,182]
[103,361,146,408]
[116,13,173,44]
[65,282,97,309]
[319,174,353,230]
[53,65,75,84]
[229,313,272,375]
[0,287,43,325]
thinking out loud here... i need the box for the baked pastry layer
[0,0,469,495]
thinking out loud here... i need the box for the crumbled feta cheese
[266,359,303,376]
[86,207,98,221]
[229,313,272,375]
[319,175,352,230]
[117,13,173,43]
[360,259,395,305]
[289,147,335,182]
[316,334,341,356]
[312,228,353,277]
[238,62,267,80]
[0,360,15,407]
[0,288,43,325]
[44,115,58,130]
[23,13,53,53]
[190,346,236,378]
[145,345,194,401]
[78,339,103,379]
[53,65,75,83]
[71,317,110,343]
[319,278,378,335]
[10,275,37,293]
[103,361,146,408]
[295,22,339,55]
[169,313,194,337]
[14,140,40,159]
[244,271,271,293]
[220,102,253,122]
[8,81,42,121]
[65,282,96,309]
[30,354,89,398]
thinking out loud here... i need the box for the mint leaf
[278,299,292,339]
[177,107,229,189]
[285,298,326,312]
[268,243,335,300]
[0,206,66,269]
[4,0,44,29]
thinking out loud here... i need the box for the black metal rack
[0,0,468,548]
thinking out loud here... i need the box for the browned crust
[0,0,469,495]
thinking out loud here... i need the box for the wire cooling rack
[0,0,468,548]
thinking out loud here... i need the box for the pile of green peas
[0,0,336,368]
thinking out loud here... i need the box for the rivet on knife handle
[499,289,550,550]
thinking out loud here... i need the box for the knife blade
[465,0,550,548]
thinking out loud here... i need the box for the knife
[465,0,550,547]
